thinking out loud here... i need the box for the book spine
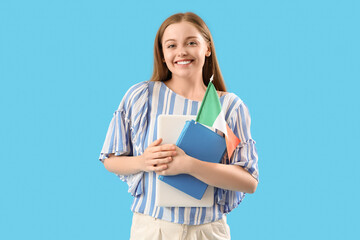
[176,120,191,145]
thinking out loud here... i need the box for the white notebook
[155,114,214,207]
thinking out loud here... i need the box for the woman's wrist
[134,155,145,172]
[186,155,200,175]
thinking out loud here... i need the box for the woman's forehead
[162,22,203,42]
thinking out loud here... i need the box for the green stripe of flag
[196,81,222,126]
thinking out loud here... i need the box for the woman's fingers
[149,144,177,153]
[145,158,171,172]
[155,150,176,159]
[142,140,178,173]
[151,164,168,172]
[148,138,163,147]
[144,150,176,161]
[148,157,173,166]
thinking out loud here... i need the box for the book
[155,115,215,207]
[158,120,226,200]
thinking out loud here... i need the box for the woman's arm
[189,158,258,193]
[103,138,176,175]
[156,146,258,194]
[103,154,144,175]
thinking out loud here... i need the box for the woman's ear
[206,45,211,57]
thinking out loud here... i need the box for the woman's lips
[175,60,194,65]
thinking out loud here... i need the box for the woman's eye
[167,44,175,48]
[188,41,197,46]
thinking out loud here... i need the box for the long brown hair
[150,12,227,92]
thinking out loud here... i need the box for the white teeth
[176,61,191,65]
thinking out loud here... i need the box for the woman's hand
[155,146,194,176]
[140,138,177,172]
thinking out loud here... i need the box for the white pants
[130,212,231,240]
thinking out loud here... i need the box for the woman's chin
[170,71,202,80]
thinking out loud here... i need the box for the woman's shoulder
[221,91,244,105]
[125,81,150,96]
[221,91,248,120]
[118,81,151,111]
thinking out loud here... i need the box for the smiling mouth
[175,60,193,65]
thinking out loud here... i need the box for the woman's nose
[177,47,187,57]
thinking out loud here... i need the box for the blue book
[158,120,226,200]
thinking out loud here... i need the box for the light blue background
[1,0,359,239]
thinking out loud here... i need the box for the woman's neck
[164,76,207,101]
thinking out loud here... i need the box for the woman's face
[162,21,211,81]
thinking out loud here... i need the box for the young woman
[99,12,259,240]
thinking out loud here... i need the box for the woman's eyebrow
[163,36,199,44]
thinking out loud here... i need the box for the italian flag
[196,77,241,159]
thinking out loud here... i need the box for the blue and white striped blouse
[99,81,258,225]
